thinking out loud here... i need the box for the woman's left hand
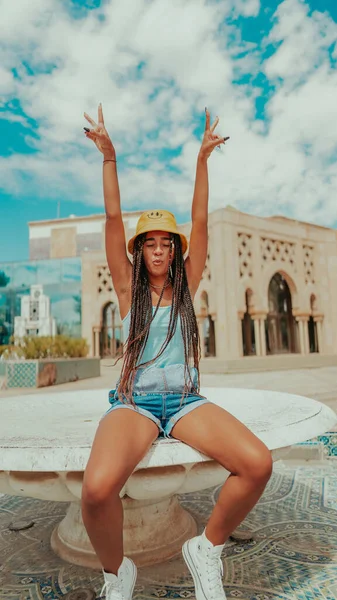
[199,108,229,160]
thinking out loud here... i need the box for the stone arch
[265,272,298,354]
[100,301,123,358]
[237,281,259,314]
[245,288,254,313]
[88,260,121,357]
[310,293,318,313]
[261,264,300,313]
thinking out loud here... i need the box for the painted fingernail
[205,107,207,112]
[84,127,90,132]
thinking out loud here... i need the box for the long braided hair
[114,232,203,405]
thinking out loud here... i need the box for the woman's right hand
[84,103,116,159]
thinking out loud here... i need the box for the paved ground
[1,461,337,599]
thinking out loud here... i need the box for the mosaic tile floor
[298,433,337,458]
[0,461,337,600]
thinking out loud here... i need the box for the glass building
[0,257,82,345]
[0,212,140,354]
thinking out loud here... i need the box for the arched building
[80,206,333,361]
[3,205,334,365]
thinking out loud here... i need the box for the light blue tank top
[122,305,185,367]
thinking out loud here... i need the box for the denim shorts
[104,364,210,438]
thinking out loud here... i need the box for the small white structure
[14,285,56,338]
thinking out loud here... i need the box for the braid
[114,233,203,405]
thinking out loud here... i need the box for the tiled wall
[298,432,337,457]
[3,358,100,388]
[6,361,38,387]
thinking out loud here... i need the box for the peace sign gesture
[199,108,229,160]
[84,103,116,159]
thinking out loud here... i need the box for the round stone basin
[0,387,335,568]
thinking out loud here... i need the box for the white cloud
[231,0,260,18]
[0,0,336,229]
[265,0,336,84]
[0,66,15,94]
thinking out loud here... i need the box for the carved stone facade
[260,237,296,271]
[76,207,337,360]
[97,265,113,295]
[238,233,253,279]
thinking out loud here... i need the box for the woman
[82,104,273,600]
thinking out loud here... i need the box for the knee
[243,446,273,486]
[81,470,125,508]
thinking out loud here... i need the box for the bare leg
[204,470,270,545]
[171,403,273,546]
[81,408,159,574]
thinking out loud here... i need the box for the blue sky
[0,0,336,261]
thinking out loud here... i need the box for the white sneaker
[182,531,227,600]
[100,557,137,600]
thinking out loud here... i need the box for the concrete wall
[3,358,100,388]
[50,227,77,259]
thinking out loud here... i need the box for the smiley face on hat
[127,210,188,255]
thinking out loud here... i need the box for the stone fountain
[0,387,335,568]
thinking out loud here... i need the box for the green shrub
[0,336,89,359]
[0,344,25,359]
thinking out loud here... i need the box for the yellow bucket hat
[127,209,188,255]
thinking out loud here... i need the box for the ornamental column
[250,312,268,357]
[259,316,267,356]
[92,326,101,358]
[294,315,309,354]
[96,328,101,358]
[314,315,324,353]
[209,312,218,358]
[237,311,244,357]
[303,318,310,354]
[298,319,305,354]
[197,317,205,359]
[252,316,261,356]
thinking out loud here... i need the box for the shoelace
[100,580,125,600]
[206,554,225,599]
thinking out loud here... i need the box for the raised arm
[84,104,132,296]
[185,108,229,296]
